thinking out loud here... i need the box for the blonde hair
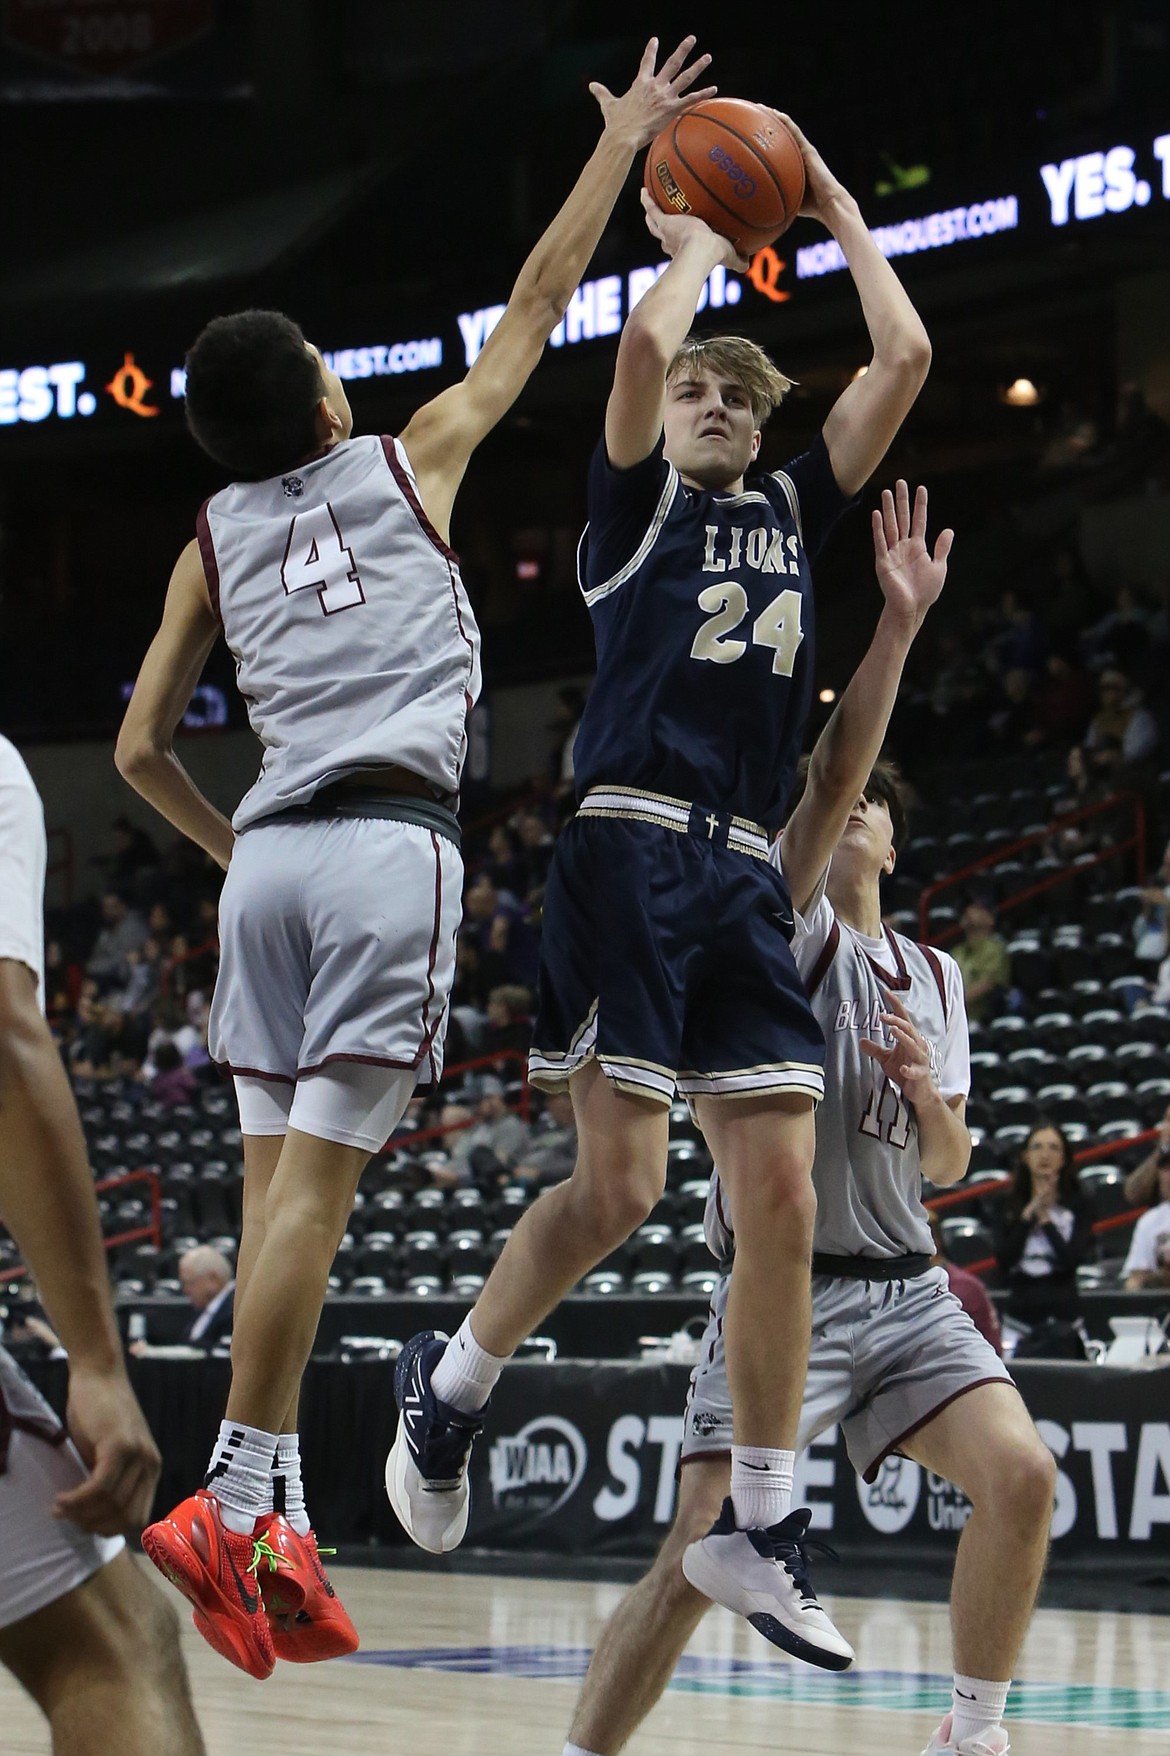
[666,334,795,426]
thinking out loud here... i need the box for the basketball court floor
[1,1562,1165,1753]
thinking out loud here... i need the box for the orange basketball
[643,98,805,256]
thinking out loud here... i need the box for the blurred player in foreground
[117,38,719,1679]
[563,486,1056,1756]
[0,734,203,1754]
[391,117,930,1667]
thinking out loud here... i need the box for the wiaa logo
[488,1415,587,1518]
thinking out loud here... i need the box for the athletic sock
[204,1419,279,1534]
[563,1745,602,1756]
[951,1674,1010,1748]
[730,1445,795,1530]
[272,1432,311,1537]
[429,1315,509,1414]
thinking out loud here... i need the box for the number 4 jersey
[571,431,850,830]
[776,850,971,1259]
[196,435,482,833]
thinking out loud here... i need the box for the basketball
[643,98,806,256]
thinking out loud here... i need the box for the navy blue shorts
[528,813,825,1107]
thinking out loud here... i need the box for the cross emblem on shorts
[705,813,718,839]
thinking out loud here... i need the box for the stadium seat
[1078,1164,1130,1219]
[632,1226,678,1276]
[582,1269,629,1294]
[1036,1085,1090,1127]
[1134,1077,1170,1124]
[940,1216,996,1267]
[680,1267,719,1294]
[1079,1008,1127,1046]
[1096,1118,1144,1147]
[988,1086,1036,1128]
[1030,1012,1080,1055]
[631,1270,677,1294]
[1085,1082,1137,1126]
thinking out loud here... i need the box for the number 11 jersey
[196,434,482,833]
[571,432,849,831]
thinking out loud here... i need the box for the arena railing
[924,1124,1157,1277]
[0,1166,162,1286]
[917,791,1146,946]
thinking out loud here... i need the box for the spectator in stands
[1133,838,1170,968]
[1122,1153,1170,1291]
[927,1213,1002,1355]
[106,814,160,901]
[1020,652,1094,750]
[445,1074,530,1190]
[953,902,1011,1023]
[482,983,534,1068]
[86,890,148,992]
[985,668,1037,748]
[1084,668,1160,766]
[515,807,555,896]
[483,823,524,899]
[1124,1106,1170,1213]
[996,1122,1094,1325]
[463,871,539,989]
[151,1040,199,1107]
[130,1246,235,1356]
[513,1091,578,1190]
[1080,582,1154,678]
[68,984,130,1079]
[550,683,586,801]
[989,589,1047,678]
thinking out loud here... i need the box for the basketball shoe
[255,1516,359,1662]
[921,1715,1011,1755]
[142,1490,278,1679]
[681,1500,854,1671]
[385,1330,487,1553]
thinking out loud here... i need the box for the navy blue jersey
[573,433,849,830]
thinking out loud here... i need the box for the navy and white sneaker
[385,1331,486,1555]
[681,1500,854,1671]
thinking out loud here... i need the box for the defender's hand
[56,1365,161,1536]
[590,35,717,153]
[872,481,953,626]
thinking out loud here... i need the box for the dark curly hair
[184,309,325,480]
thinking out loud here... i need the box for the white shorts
[0,737,47,1004]
[0,1349,124,1630]
[209,815,463,1087]
[682,1266,1012,1482]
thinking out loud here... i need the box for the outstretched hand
[590,35,717,152]
[639,187,750,272]
[860,992,939,1108]
[872,480,953,625]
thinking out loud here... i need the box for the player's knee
[732,1156,816,1236]
[571,1160,664,1247]
[970,1429,1056,1525]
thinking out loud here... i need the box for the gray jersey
[198,434,482,833]
[708,850,970,1262]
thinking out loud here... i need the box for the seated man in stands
[1122,1152,1170,1291]
[130,1246,236,1357]
[953,903,1011,1024]
[513,1091,577,1190]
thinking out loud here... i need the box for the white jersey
[0,736,46,1007]
[709,848,970,1262]
[197,434,482,833]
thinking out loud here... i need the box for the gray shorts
[209,815,463,1085]
[682,1266,1012,1482]
[0,1349,123,1629]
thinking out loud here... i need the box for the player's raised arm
[781,481,952,917]
[603,195,748,469]
[115,538,235,869]
[778,117,931,497]
[400,36,717,539]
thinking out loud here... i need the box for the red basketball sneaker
[258,1516,359,1663]
[142,1490,279,1680]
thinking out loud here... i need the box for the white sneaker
[921,1712,1011,1755]
[384,1331,486,1555]
[681,1499,854,1671]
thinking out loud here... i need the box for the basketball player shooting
[388,120,931,1664]
[114,36,718,1681]
[562,485,1057,1756]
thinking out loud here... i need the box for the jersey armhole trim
[379,436,461,567]
[195,498,222,625]
[580,464,681,607]
[919,942,949,1023]
[769,469,804,548]
[805,918,841,997]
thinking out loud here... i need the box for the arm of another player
[862,991,971,1187]
[399,37,717,538]
[781,481,952,916]
[0,959,160,1533]
[778,116,931,497]
[115,539,235,870]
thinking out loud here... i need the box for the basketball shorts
[681,1266,1013,1481]
[210,815,462,1088]
[528,805,824,1107]
[0,1348,124,1630]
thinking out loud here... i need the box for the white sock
[429,1316,509,1414]
[272,1432,311,1537]
[563,1746,602,1756]
[730,1445,795,1530]
[952,1674,1010,1747]
[204,1419,278,1534]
